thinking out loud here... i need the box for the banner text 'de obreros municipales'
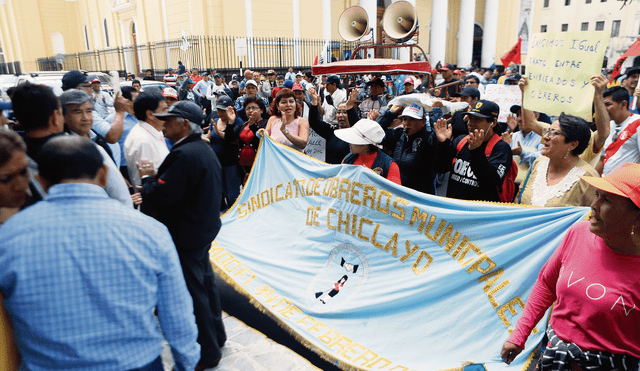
[525,31,610,120]
[211,136,590,371]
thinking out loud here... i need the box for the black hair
[464,75,480,84]
[11,83,60,132]
[5,86,16,98]
[132,79,141,86]
[603,86,629,105]
[0,129,26,167]
[558,112,591,156]
[121,85,137,101]
[338,275,348,283]
[133,91,166,121]
[37,136,103,185]
[243,96,269,120]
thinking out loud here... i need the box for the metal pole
[279,38,282,71]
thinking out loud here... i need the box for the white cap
[399,103,425,120]
[334,119,385,148]
[245,79,258,88]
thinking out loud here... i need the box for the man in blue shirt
[0,136,200,371]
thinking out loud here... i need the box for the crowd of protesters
[1,57,640,370]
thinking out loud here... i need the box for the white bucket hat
[334,119,385,148]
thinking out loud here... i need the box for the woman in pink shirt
[501,162,640,370]
[265,88,309,151]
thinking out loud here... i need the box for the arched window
[51,32,66,55]
[84,25,90,50]
[104,19,110,47]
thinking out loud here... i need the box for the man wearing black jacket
[307,87,360,164]
[376,103,438,194]
[434,100,512,202]
[139,101,226,371]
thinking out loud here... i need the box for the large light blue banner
[211,136,590,371]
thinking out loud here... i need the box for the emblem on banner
[306,243,370,311]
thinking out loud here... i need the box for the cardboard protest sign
[485,85,522,122]
[303,128,326,161]
[524,31,610,120]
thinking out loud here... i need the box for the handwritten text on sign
[304,128,326,162]
[524,31,610,120]
[485,85,522,122]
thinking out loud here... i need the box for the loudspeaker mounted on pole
[382,1,418,43]
[338,6,370,42]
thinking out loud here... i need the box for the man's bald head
[37,136,106,186]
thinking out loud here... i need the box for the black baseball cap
[452,86,480,99]
[462,100,500,120]
[440,63,455,71]
[505,73,522,83]
[325,75,340,85]
[215,96,233,110]
[509,104,521,114]
[61,70,90,91]
[625,66,640,77]
[155,100,204,124]
[367,77,385,87]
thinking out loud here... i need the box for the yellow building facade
[0,0,525,74]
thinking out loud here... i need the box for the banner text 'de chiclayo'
[211,135,590,371]
[525,31,610,120]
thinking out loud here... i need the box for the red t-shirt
[348,151,401,185]
[508,221,640,358]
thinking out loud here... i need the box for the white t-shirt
[602,113,640,175]
[124,121,170,187]
[321,88,347,126]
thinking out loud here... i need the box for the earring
[632,225,636,236]
[563,148,570,159]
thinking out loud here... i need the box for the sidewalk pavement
[161,312,322,371]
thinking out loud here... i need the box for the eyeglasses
[543,128,565,138]
[245,106,261,111]
[336,110,348,114]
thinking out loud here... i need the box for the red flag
[500,38,522,67]
[314,56,319,65]
[611,37,640,82]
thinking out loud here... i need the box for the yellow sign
[524,31,610,120]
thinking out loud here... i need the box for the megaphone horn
[382,1,418,42]
[338,6,369,42]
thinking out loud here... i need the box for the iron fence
[26,36,358,78]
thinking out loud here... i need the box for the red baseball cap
[580,162,640,208]
[292,83,304,91]
[404,76,414,85]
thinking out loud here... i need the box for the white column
[133,16,143,72]
[119,20,132,74]
[293,0,301,66]
[245,0,254,68]
[481,0,499,68]
[457,0,476,68]
[359,0,376,58]
[430,0,448,66]
[393,0,416,61]
[161,0,171,66]
[322,0,331,63]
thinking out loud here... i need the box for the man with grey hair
[138,100,226,371]
[58,89,133,206]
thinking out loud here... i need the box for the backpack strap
[452,136,470,166]
[484,134,501,157]
[456,136,469,153]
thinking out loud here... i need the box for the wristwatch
[285,128,290,135]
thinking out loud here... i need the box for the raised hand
[434,118,452,142]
